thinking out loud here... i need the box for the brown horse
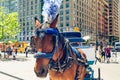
[31,14,87,80]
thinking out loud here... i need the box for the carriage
[61,31,100,80]
[32,14,102,80]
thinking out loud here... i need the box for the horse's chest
[49,64,77,80]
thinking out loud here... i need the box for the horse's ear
[50,14,59,28]
[34,17,41,28]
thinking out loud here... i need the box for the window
[35,0,37,4]
[60,17,63,21]
[31,1,33,5]
[27,7,29,11]
[27,1,29,6]
[27,27,29,31]
[66,22,69,26]
[60,5,63,9]
[23,23,25,26]
[31,6,33,10]
[23,27,25,31]
[66,16,69,20]
[35,5,37,9]
[20,37,22,41]
[23,37,25,41]
[27,22,29,25]
[27,37,29,41]
[60,11,63,15]
[66,10,69,14]
[20,19,22,22]
[66,3,69,8]
[60,23,63,27]
[31,27,33,30]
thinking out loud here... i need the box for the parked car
[114,42,120,52]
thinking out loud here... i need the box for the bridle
[32,26,60,59]
[31,26,88,74]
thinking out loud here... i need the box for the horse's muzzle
[34,67,48,78]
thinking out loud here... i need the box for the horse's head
[31,14,60,77]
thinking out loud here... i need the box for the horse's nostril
[40,68,45,74]
[35,68,48,77]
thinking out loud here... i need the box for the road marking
[0,71,24,80]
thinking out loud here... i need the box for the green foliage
[0,0,4,2]
[0,6,20,41]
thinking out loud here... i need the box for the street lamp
[95,0,98,51]
[95,0,99,64]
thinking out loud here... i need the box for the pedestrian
[12,45,16,60]
[15,47,18,55]
[105,45,111,63]
[25,46,29,57]
[6,45,12,59]
[95,45,101,64]
[100,47,106,62]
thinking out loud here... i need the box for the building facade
[58,0,97,43]
[97,0,109,42]
[17,0,118,45]
[0,0,18,13]
[18,0,43,41]
[106,0,119,45]
[119,1,120,41]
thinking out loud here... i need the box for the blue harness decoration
[33,28,88,80]
[34,29,88,71]
[34,27,60,59]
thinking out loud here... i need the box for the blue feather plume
[42,0,63,23]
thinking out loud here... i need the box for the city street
[0,53,49,80]
[0,53,120,80]
[0,0,120,80]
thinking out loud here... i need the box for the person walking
[105,45,111,63]
[6,45,12,59]
[15,47,18,55]
[12,45,16,60]
[25,46,29,57]
[95,45,101,64]
[100,47,106,62]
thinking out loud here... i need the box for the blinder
[34,27,59,59]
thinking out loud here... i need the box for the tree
[0,7,20,42]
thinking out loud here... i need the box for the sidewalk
[0,52,34,61]
[0,53,49,80]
